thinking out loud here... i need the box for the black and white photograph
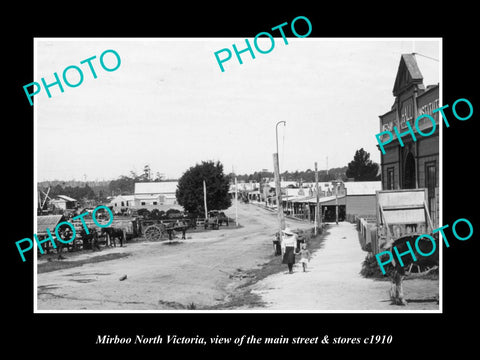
[33,38,441,312]
[7,6,479,356]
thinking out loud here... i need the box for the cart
[141,220,188,241]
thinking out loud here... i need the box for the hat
[282,227,294,236]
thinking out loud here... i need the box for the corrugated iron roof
[344,181,382,195]
[135,194,161,200]
[134,182,178,194]
[306,195,346,204]
[110,194,135,202]
[37,215,64,234]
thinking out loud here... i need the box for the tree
[108,175,136,195]
[346,148,380,181]
[142,164,151,181]
[176,161,231,215]
[154,172,165,182]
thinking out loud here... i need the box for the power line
[412,52,439,62]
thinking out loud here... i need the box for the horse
[101,227,125,247]
[379,233,439,305]
[174,220,188,240]
[56,226,75,259]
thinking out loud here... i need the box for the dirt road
[36,203,312,310]
[36,204,439,311]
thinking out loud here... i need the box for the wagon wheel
[144,224,163,241]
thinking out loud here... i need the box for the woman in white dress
[281,227,297,274]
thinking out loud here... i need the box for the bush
[360,253,389,279]
[167,209,182,219]
[137,208,151,219]
[150,209,166,220]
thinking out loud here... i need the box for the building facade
[378,54,439,227]
[109,194,135,214]
[134,181,179,208]
[50,195,78,210]
[344,181,382,220]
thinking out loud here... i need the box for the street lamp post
[276,121,286,157]
[335,181,339,225]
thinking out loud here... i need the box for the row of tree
[230,166,349,183]
[228,148,379,183]
[108,165,169,195]
[43,184,97,201]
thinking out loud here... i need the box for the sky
[35,38,440,182]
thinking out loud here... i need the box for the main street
[37,202,438,311]
[37,202,312,310]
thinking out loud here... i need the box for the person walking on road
[282,228,297,274]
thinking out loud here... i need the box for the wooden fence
[353,215,378,254]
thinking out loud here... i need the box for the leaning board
[376,189,428,223]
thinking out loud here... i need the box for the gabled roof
[393,54,424,97]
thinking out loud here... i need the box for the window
[403,152,416,189]
[386,167,394,190]
[425,162,436,192]
[153,201,158,205]
[425,161,436,216]
[141,201,146,206]
[121,201,125,207]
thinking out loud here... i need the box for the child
[297,243,311,272]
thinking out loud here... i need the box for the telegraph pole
[232,166,238,227]
[314,162,320,235]
[334,180,339,225]
[273,153,285,231]
[203,180,208,221]
[235,176,238,227]
[274,121,286,243]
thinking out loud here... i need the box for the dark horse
[79,227,100,251]
[101,227,125,247]
[379,233,439,305]
[56,226,75,259]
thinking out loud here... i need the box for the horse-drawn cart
[141,219,188,241]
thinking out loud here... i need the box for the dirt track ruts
[36,203,439,311]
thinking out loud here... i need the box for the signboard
[399,97,414,129]
[380,110,397,142]
[416,96,440,133]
